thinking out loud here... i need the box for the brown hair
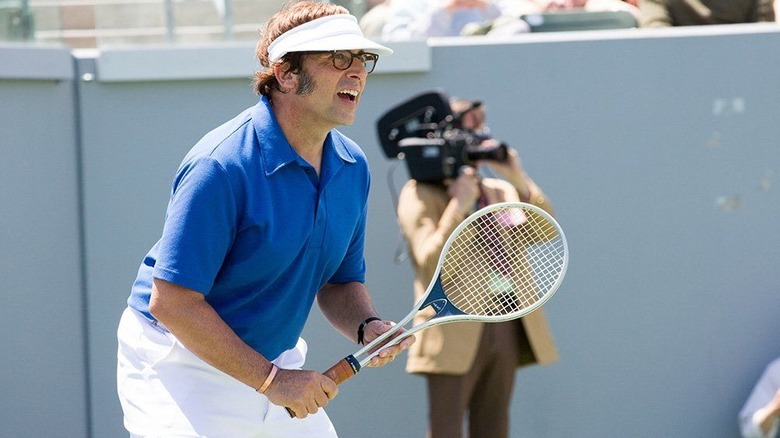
[253,1,349,96]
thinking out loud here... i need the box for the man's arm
[396,172,481,279]
[149,278,337,418]
[741,388,780,438]
[753,389,780,436]
[316,281,414,367]
[478,146,554,215]
[740,359,780,438]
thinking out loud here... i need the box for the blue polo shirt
[128,96,369,360]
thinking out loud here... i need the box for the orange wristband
[257,364,279,393]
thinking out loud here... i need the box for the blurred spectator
[740,357,780,438]
[381,0,507,39]
[360,0,391,39]
[381,0,640,39]
[521,0,640,19]
[638,0,776,27]
[587,0,641,16]
[532,0,636,14]
[468,0,640,35]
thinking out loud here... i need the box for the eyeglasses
[310,50,380,74]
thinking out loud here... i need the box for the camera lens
[466,142,508,163]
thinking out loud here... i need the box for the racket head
[422,201,569,324]
[352,202,568,368]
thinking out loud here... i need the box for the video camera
[376,90,508,183]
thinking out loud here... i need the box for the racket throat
[421,277,466,317]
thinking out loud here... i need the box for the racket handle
[323,355,362,385]
[285,355,362,419]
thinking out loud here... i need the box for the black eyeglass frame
[305,50,380,74]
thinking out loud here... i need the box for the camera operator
[396,97,560,438]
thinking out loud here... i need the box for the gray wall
[2,23,779,437]
[0,47,88,437]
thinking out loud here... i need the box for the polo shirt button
[318,218,324,224]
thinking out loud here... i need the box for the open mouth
[338,89,359,102]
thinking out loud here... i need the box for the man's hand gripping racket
[287,201,568,417]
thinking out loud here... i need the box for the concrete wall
[2,23,779,437]
[0,46,88,437]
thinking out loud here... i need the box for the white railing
[1,0,368,47]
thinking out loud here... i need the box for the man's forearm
[754,403,780,436]
[149,278,271,391]
[317,282,380,343]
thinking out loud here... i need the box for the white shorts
[117,307,337,438]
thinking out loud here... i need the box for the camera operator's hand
[447,166,481,217]
[476,143,533,202]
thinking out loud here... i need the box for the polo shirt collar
[253,96,356,177]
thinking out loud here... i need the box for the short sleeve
[153,156,238,294]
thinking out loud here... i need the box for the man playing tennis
[116,2,413,436]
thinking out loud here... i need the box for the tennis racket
[287,201,568,417]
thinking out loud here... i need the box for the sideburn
[295,68,316,95]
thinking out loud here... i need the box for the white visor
[267,14,393,63]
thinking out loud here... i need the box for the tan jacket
[397,177,559,375]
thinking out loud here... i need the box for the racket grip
[323,355,362,385]
[285,355,362,419]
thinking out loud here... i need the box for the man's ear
[274,62,296,93]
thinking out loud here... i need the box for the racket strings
[440,205,566,318]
